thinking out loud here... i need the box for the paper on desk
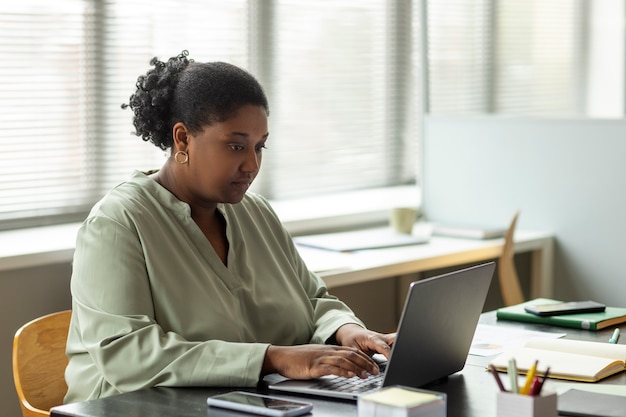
[294,227,430,252]
[469,324,566,356]
[296,245,352,273]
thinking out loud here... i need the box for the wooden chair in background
[498,211,525,306]
[12,310,71,417]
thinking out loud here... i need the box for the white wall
[422,115,626,306]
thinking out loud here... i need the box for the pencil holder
[496,392,557,417]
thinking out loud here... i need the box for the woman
[64,51,395,403]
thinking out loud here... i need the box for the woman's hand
[334,323,396,359]
[262,344,380,380]
[261,324,396,380]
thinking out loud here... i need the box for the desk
[51,313,623,417]
[299,229,554,298]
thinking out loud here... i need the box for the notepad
[358,386,446,417]
[489,337,626,382]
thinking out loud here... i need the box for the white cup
[390,207,418,234]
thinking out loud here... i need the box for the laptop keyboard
[309,362,387,394]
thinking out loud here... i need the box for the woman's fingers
[310,347,378,378]
[264,345,379,380]
[335,324,397,359]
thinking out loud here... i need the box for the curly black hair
[122,50,269,150]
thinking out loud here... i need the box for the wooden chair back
[498,211,525,306]
[13,310,71,417]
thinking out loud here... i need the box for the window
[257,0,418,199]
[1,1,95,229]
[426,0,622,117]
[0,0,419,230]
[1,0,622,230]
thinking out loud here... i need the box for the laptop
[266,262,495,400]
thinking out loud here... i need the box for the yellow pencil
[520,360,538,395]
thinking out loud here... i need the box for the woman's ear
[172,122,191,151]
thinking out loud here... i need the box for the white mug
[390,207,418,234]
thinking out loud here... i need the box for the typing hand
[334,323,396,360]
[262,344,380,380]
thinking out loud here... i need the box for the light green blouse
[64,171,363,403]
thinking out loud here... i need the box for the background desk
[299,230,553,298]
[299,230,553,329]
[52,312,622,417]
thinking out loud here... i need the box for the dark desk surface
[51,312,626,417]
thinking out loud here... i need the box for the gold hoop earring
[174,150,189,164]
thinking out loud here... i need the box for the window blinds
[426,0,584,115]
[253,0,418,199]
[0,1,95,227]
[0,0,420,229]
[0,0,602,230]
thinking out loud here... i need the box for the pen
[489,364,507,392]
[535,366,550,396]
[508,358,519,394]
[520,360,538,395]
[529,376,541,396]
[609,328,620,344]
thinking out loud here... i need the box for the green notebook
[496,298,626,331]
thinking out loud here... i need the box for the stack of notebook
[496,298,626,331]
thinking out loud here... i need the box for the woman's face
[181,104,269,208]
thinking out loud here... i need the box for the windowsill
[0,185,420,272]
[0,222,82,272]
[274,185,421,235]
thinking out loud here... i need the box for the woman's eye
[228,143,266,152]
